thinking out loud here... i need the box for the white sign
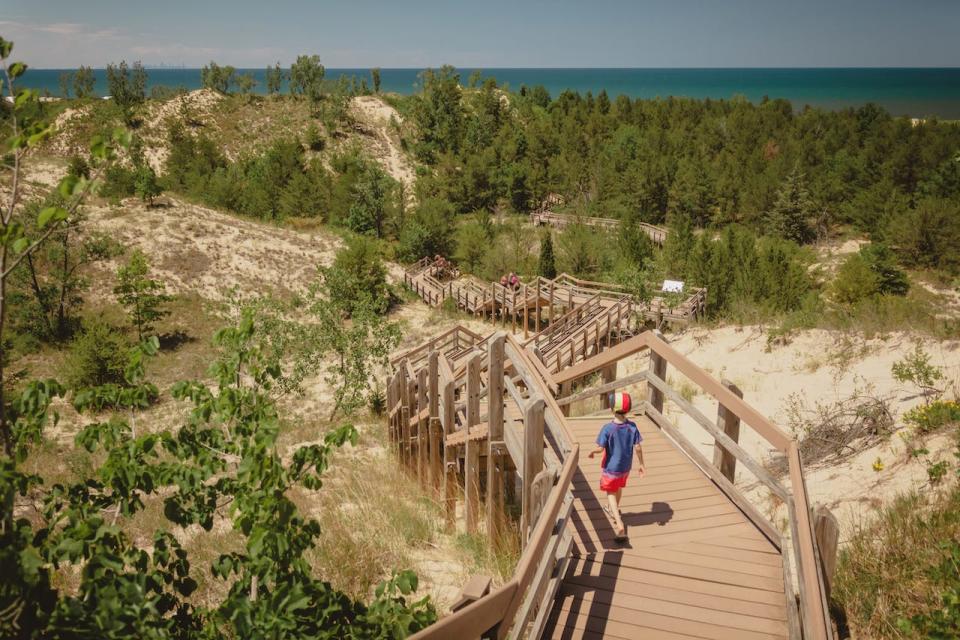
[662,280,685,293]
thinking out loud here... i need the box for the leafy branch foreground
[1,313,435,638]
[0,36,432,638]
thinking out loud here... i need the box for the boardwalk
[544,416,787,640]
[393,326,832,640]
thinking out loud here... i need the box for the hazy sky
[3,0,959,69]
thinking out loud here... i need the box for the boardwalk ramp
[389,328,833,640]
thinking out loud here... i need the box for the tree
[886,198,960,275]
[859,243,909,296]
[322,235,391,316]
[73,65,96,98]
[347,166,394,237]
[64,318,129,388]
[371,67,381,93]
[289,54,325,105]
[113,250,172,341]
[106,60,147,124]
[538,230,557,279]
[265,62,284,95]
[396,197,456,262]
[200,61,236,94]
[58,71,72,98]
[13,202,122,340]
[0,36,129,458]
[765,165,813,243]
[134,165,163,205]
[236,72,257,99]
[411,65,464,161]
[662,213,696,280]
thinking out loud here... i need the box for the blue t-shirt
[596,420,642,474]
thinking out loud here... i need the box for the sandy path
[350,96,417,190]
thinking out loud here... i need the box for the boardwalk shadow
[622,501,674,528]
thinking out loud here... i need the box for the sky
[2,0,959,69]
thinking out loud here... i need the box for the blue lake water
[19,67,960,119]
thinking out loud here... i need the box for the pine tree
[134,165,162,205]
[662,213,695,280]
[765,166,813,243]
[538,230,557,279]
[114,250,172,341]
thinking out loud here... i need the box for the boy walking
[588,392,645,541]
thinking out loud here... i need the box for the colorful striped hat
[609,392,632,414]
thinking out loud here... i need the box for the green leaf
[8,61,26,78]
[37,206,67,230]
[58,175,79,200]
[0,38,12,59]
[12,237,29,253]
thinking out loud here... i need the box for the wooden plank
[553,584,789,636]
[546,602,785,640]
[520,397,546,543]
[813,504,839,600]
[487,335,506,545]
[551,334,651,386]
[645,371,790,503]
[645,403,783,548]
[465,354,482,534]
[713,379,743,483]
[562,568,786,621]
[556,370,648,407]
[428,352,442,492]
[409,581,518,640]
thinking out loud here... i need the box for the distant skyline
[3,0,959,69]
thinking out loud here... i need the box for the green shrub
[396,197,455,262]
[64,319,129,388]
[903,400,960,435]
[322,236,391,316]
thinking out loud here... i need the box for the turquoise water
[19,67,960,119]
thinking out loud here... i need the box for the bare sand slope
[614,326,960,538]
[350,96,417,189]
[86,197,341,300]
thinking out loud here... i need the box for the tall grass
[833,483,960,638]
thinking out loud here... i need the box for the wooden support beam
[813,504,839,601]
[523,284,529,340]
[442,369,457,531]
[647,333,667,415]
[428,351,441,492]
[713,379,743,483]
[417,367,428,486]
[520,397,545,544]
[555,370,648,408]
[465,354,482,534]
[486,335,506,545]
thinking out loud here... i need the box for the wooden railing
[530,211,669,246]
[389,333,580,640]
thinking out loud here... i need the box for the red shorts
[600,469,629,492]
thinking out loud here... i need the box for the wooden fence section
[389,328,834,640]
[530,211,669,246]
[403,258,707,328]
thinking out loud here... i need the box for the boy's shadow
[622,501,674,528]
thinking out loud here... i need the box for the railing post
[522,284,529,340]
[486,335,506,545]
[442,367,457,532]
[647,333,667,415]
[813,504,840,601]
[417,367,428,486]
[465,353,482,534]
[428,352,441,493]
[712,379,743,483]
[521,397,546,544]
[398,364,411,466]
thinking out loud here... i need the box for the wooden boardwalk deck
[543,416,788,640]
